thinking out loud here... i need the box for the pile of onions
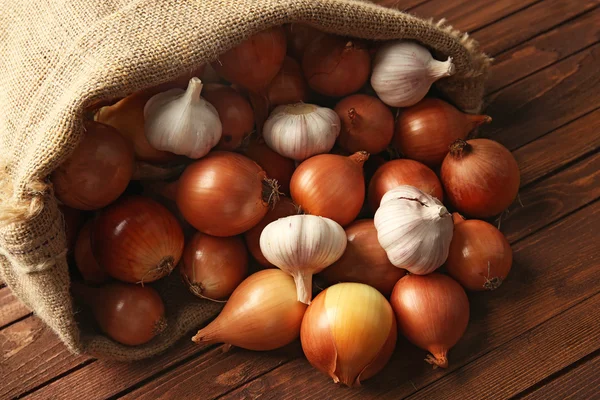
[176,151,280,236]
[74,221,109,284]
[285,23,322,60]
[52,121,134,210]
[192,269,307,350]
[180,232,249,301]
[393,98,492,166]
[92,196,184,283]
[301,282,397,387]
[243,137,296,195]
[368,159,444,212]
[446,216,513,291]
[291,151,369,226]
[265,57,309,107]
[60,205,83,252]
[320,219,406,296]
[441,138,520,217]
[390,274,469,368]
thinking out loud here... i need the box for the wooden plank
[481,44,600,151]
[0,287,31,329]
[473,0,599,56]
[407,294,600,400]
[485,8,600,93]
[521,353,600,400]
[0,317,90,399]
[220,201,600,399]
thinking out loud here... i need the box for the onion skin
[192,269,307,350]
[320,220,406,296]
[446,219,512,291]
[285,23,323,60]
[244,198,299,267]
[393,98,492,167]
[302,35,371,97]
[92,196,184,283]
[243,137,296,195]
[441,139,520,218]
[368,159,444,212]
[202,84,255,151]
[266,57,309,106]
[301,283,397,387]
[291,151,369,226]
[211,27,287,92]
[52,121,134,210]
[176,151,278,236]
[74,220,109,284]
[334,94,394,154]
[73,282,166,346]
[181,232,248,300]
[390,273,469,368]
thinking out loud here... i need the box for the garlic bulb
[371,41,455,107]
[374,185,453,274]
[259,214,347,304]
[263,103,340,161]
[144,77,222,159]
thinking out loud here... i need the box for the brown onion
[52,121,134,210]
[176,151,279,236]
[320,220,406,296]
[244,137,296,194]
[393,98,492,167]
[302,35,371,97]
[202,84,255,151]
[334,94,394,154]
[390,273,469,368]
[244,198,299,267]
[211,27,287,92]
[192,269,307,350]
[266,57,309,106]
[446,218,513,291]
[441,139,520,218]
[92,196,184,283]
[285,23,323,60]
[291,151,369,226]
[74,220,109,284]
[368,159,444,212]
[72,281,166,346]
[181,232,248,300]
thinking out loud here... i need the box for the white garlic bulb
[263,103,340,161]
[260,214,347,304]
[371,41,455,108]
[374,185,453,275]
[144,77,222,159]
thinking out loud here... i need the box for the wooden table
[1,0,599,399]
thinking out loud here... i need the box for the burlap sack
[0,0,491,360]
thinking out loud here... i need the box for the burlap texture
[0,0,491,360]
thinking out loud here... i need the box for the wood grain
[0,287,31,329]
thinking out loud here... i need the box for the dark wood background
[1,0,599,399]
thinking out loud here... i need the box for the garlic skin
[371,41,455,108]
[374,185,453,275]
[259,214,347,304]
[144,77,222,159]
[263,103,340,161]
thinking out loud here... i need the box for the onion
[92,196,184,283]
[446,218,513,291]
[243,137,295,194]
[192,269,307,350]
[180,232,248,301]
[266,57,309,106]
[302,35,371,97]
[74,220,109,284]
[393,98,492,166]
[368,159,444,212]
[244,198,299,267]
[301,282,397,387]
[201,84,255,151]
[59,205,83,252]
[285,23,323,60]
[334,94,394,154]
[291,151,368,226]
[441,139,520,218]
[176,151,280,236]
[72,281,166,346]
[320,220,406,296]
[390,273,469,368]
[52,121,134,210]
[211,27,287,92]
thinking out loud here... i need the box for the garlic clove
[144,77,222,159]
